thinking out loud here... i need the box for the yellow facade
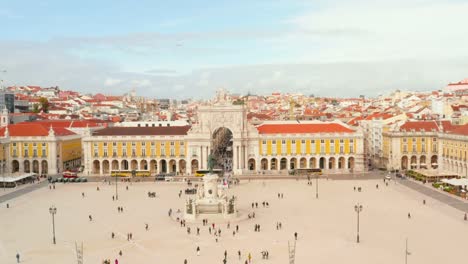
[93,140,187,158]
[442,138,467,161]
[10,141,49,158]
[61,138,82,162]
[259,138,356,156]
[399,136,438,155]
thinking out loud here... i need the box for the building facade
[83,104,365,176]
[440,124,468,177]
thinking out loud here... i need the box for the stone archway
[179,159,186,174]
[248,158,256,171]
[41,160,48,174]
[431,155,438,169]
[121,160,129,170]
[280,158,287,170]
[191,159,199,174]
[32,160,39,173]
[150,160,158,173]
[102,160,110,174]
[130,160,138,170]
[410,156,417,169]
[111,160,119,171]
[348,157,355,169]
[290,158,297,170]
[329,157,336,169]
[309,157,317,169]
[338,157,345,169]
[169,159,176,173]
[300,158,307,169]
[140,160,148,170]
[212,127,233,172]
[401,156,408,170]
[160,159,167,173]
[93,160,100,174]
[419,155,426,169]
[319,157,326,169]
[271,158,277,170]
[12,160,19,173]
[261,158,268,170]
[24,160,31,173]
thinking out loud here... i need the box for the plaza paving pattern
[0,178,467,264]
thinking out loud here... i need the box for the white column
[99,160,103,175]
[48,141,58,175]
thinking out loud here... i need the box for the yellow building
[382,121,451,171]
[440,124,468,176]
[0,123,82,175]
[83,126,190,176]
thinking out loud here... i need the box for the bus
[195,169,224,177]
[289,168,323,176]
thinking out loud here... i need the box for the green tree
[39,97,49,113]
[32,104,40,113]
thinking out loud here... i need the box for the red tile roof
[400,120,453,132]
[17,119,110,128]
[92,126,191,136]
[448,124,468,136]
[257,123,354,134]
[0,124,76,137]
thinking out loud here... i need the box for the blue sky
[1,0,468,98]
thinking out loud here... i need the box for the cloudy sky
[1,0,467,98]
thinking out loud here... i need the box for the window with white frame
[281,140,286,154]
[161,142,166,155]
[93,143,98,157]
[24,143,29,157]
[330,139,335,153]
[41,143,46,157]
[291,140,296,154]
[262,140,267,155]
[272,140,277,155]
[339,139,344,153]
[180,141,185,156]
[311,140,316,154]
[301,140,306,154]
[320,140,325,154]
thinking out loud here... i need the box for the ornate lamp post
[315,174,319,199]
[354,203,363,243]
[49,206,57,244]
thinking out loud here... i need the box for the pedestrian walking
[408,213,411,219]
[423,199,426,205]
[184,259,187,264]
[236,225,239,232]
[294,232,298,240]
[465,213,467,221]
[196,246,200,256]
[89,215,93,221]
[16,253,20,263]
[111,232,115,239]
[145,223,149,231]
[238,250,241,260]
[248,252,252,263]
[82,192,85,198]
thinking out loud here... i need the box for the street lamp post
[49,206,57,244]
[115,173,118,200]
[354,203,363,243]
[315,174,319,199]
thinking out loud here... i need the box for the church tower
[0,106,9,127]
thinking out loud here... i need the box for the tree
[32,104,40,113]
[39,97,49,113]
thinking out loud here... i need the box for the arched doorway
[280,158,287,170]
[319,157,325,169]
[41,160,48,174]
[111,160,119,171]
[348,157,355,169]
[179,159,186,174]
[121,160,129,170]
[169,159,176,173]
[261,158,268,170]
[140,160,148,170]
[102,160,110,174]
[32,160,39,173]
[248,158,256,171]
[419,155,426,169]
[130,160,138,170]
[309,157,317,169]
[338,157,345,169]
[24,160,31,173]
[270,158,277,170]
[160,159,167,173]
[300,158,307,169]
[431,155,438,169]
[191,159,199,174]
[212,127,233,172]
[93,160,100,174]
[401,156,408,170]
[12,160,19,173]
[410,156,417,169]
[290,158,297,170]
[329,157,336,169]
[150,160,157,173]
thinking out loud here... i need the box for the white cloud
[104,78,123,86]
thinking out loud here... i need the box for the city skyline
[1,0,468,98]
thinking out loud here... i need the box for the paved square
[0,178,466,264]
